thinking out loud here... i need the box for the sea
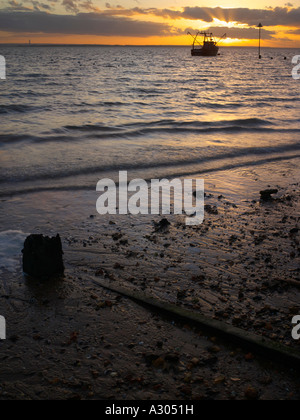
[0,46,299,199]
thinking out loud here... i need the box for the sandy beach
[0,157,299,400]
[0,38,299,400]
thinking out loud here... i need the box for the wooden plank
[88,276,300,370]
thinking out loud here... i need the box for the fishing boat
[188,32,226,57]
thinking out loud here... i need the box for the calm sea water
[0,46,299,197]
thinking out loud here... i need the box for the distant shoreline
[0,44,298,49]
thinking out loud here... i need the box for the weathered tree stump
[22,234,64,279]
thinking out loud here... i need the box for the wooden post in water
[257,23,263,59]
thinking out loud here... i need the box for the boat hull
[191,47,219,57]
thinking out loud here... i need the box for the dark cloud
[5,0,55,10]
[180,6,300,27]
[0,6,298,41]
[62,0,79,14]
[87,5,300,28]
[31,1,53,11]
[5,0,32,11]
[0,11,177,37]
[79,0,100,12]
[287,28,300,34]
[61,0,101,14]
[198,26,276,40]
[105,3,123,9]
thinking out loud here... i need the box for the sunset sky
[0,0,299,46]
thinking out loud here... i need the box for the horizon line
[0,43,297,48]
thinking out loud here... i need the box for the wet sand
[0,158,299,400]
